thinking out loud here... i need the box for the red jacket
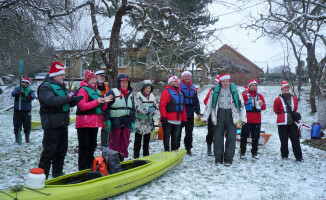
[242,90,266,124]
[159,85,187,122]
[273,94,298,125]
[204,88,213,105]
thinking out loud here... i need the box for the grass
[302,138,326,151]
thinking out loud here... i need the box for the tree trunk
[108,5,126,88]
[306,44,318,113]
[317,95,326,128]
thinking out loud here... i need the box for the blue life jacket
[180,83,195,105]
[166,88,184,113]
[245,92,261,112]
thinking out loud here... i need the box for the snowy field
[0,84,325,200]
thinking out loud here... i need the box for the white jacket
[202,88,247,125]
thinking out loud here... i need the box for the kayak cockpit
[46,160,151,186]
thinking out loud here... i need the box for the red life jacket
[92,156,108,176]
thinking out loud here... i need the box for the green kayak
[0,150,186,200]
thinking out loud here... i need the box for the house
[206,44,264,86]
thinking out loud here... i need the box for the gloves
[68,89,78,99]
[72,96,83,102]
[105,120,111,133]
[18,91,25,97]
[161,117,168,126]
[26,95,32,101]
[147,106,156,116]
[131,122,135,133]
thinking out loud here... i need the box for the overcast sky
[207,1,297,72]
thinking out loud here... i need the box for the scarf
[120,88,128,97]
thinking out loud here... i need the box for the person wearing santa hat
[75,70,110,170]
[177,71,201,156]
[273,80,303,161]
[11,76,36,144]
[240,79,266,160]
[37,61,82,179]
[159,75,187,152]
[95,70,110,147]
[103,74,136,161]
[202,73,246,166]
[203,75,220,156]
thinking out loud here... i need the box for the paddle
[17,59,24,145]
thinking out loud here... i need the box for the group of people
[11,60,303,178]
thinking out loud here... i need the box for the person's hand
[26,95,32,101]
[148,106,156,116]
[197,114,202,121]
[241,122,246,126]
[161,117,168,126]
[98,97,105,104]
[105,94,113,102]
[68,89,78,99]
[105,120,111,133]
[18,91,25,97]
[258,100,263,107]
[131,122,135,133]
[73,96,83,102]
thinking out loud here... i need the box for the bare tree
[246,0,326,113]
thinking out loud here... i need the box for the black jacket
[37,75,78,129]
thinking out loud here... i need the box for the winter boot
[25,132,30,143]
[251,138,259,157]
[187,149,192,156]
[100,130,109,147]
[207,145,213,156]
[39,158,51,179]
[14,134,19,144]
[119,154,124,162]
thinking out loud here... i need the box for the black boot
[25,132,30,143]
[39,158,51,179]
[187,149,192,156]
[119,154,124,162]
[52,158,64,178]
[14,134,18,144]
[100,130,109,147]
[207,145,213,156]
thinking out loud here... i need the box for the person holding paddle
[11,76,35,144]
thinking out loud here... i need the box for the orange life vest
[92,156,108,176]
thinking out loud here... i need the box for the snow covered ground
[0,85,325,200]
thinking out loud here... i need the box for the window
[65,55,72,68]
[118,56,127,68]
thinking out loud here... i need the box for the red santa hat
[181,71,191,77]
[22,76,31,84]
[168,75,179,84]
[281,80,290,89]
[248,79,258,87]
[84,70,97,83]
[49,61,66,77]
[214,75,220,83]
[218,73,231,81]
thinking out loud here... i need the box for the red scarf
[120,88,128,97]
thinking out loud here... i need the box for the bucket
[311,123,322,139]
[26,168,46,189]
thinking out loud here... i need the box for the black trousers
[240,123,261,155]
[163,122,181,151]
[77,128,98,171]
[177,118,194,150]
[206,115,214,145]
[39,127,68,178]
[133,132,151,158]
[277,124,302,159]
[13,110,31,135]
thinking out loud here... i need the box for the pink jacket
[75,81,107,128]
